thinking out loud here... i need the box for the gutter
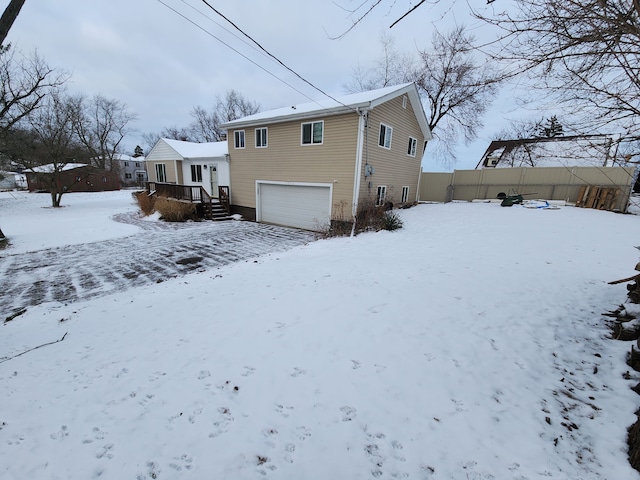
[352,107,369,226]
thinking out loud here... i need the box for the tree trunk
[0,0,26,47]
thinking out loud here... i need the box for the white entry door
[257,182,332,231]
[210,165,218,198]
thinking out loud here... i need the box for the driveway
[0,214,316,318]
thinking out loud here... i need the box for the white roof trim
[221,83,432,141]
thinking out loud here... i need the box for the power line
[198,0,358,113]
[154,0,314,102]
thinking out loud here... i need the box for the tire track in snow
[0,217,315,316]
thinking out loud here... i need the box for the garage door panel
[259,183,331,231]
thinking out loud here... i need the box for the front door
[210,165,218,198]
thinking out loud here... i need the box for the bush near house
[154,197,198,222]
[134,191,156,216]
[326,200,404,237]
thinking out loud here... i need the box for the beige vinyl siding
[146,160,182,184]
[228,113,360,219]
[358,95,424,206]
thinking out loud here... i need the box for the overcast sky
[3,0,520,170]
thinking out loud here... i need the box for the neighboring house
[476,135,617,169]
[25,163,120,192]
[221,82,432,230]
[145,138,229,197]
[0,171,24,190]
[112,154,147,187]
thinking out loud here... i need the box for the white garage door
[258,183,331,231]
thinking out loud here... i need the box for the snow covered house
[476,135,617,169]
[112,154,147,187]
[145,138,229,198]
[221,83,432,231]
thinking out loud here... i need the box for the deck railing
[147,182,231,215]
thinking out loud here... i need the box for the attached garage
[257,181,332,231]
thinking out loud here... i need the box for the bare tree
[18,91,84,207]
[0,47,65,238]
[349,27,499,167]
[344,33,414,93]
[473,0,640,135]
[189,90,260,143]
[0,0,26,47]
[73,94,137,171]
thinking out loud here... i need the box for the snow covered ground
[2,191,640,479]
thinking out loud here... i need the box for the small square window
[376,185,387,206]
[255,127,268,148]
[234,130,245,149]
[302,121,323,145]
[379,124,392,149]
[407,137,417,157]
[401,186,409,203]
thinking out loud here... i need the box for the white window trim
[401,186,409,203]
[379,123,393,149]
[301,120,324,146]
[255,127,268,148]
[234,130,245,149]
[155,163,166,183]
[402,96,407,109]
[407,137,417,157]
[376,185,387,206]
[191,164,202,183]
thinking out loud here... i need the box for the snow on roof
[27,163,90,173]
[221,82,431,140]
[161,138,228,159]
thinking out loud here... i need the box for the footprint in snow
[340,406,357,422]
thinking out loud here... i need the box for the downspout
[352,108,369,235]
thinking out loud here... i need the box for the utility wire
[154,0,314,103]
[198,0,358,113]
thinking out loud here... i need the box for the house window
[191,164,202,182]
[301,121,323,145]
[124,161,129,166]
[255,127,268,148]
[379,123,392,149]
[136,162,140,167]
[407,137,417,157]
[125,173,132,180]
[234,130,245,149]
[402,96,407,109]
[401,186,409,203]
[155,164,166,182]
[376,185,387,206]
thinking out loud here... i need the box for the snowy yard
[2,191,640,479]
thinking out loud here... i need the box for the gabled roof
[476,135,615,169]
[157,138,228,159]
[221,83,433,141]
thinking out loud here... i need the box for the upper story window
[234,130,245,149]
[402,96,407,109]
[191,164,202,182]
[255,127,268,148]
[407,137,417,157]
[301,121,323,145]
[379,123,392,149]
[124,161,129,166]
[136,162,140,167]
